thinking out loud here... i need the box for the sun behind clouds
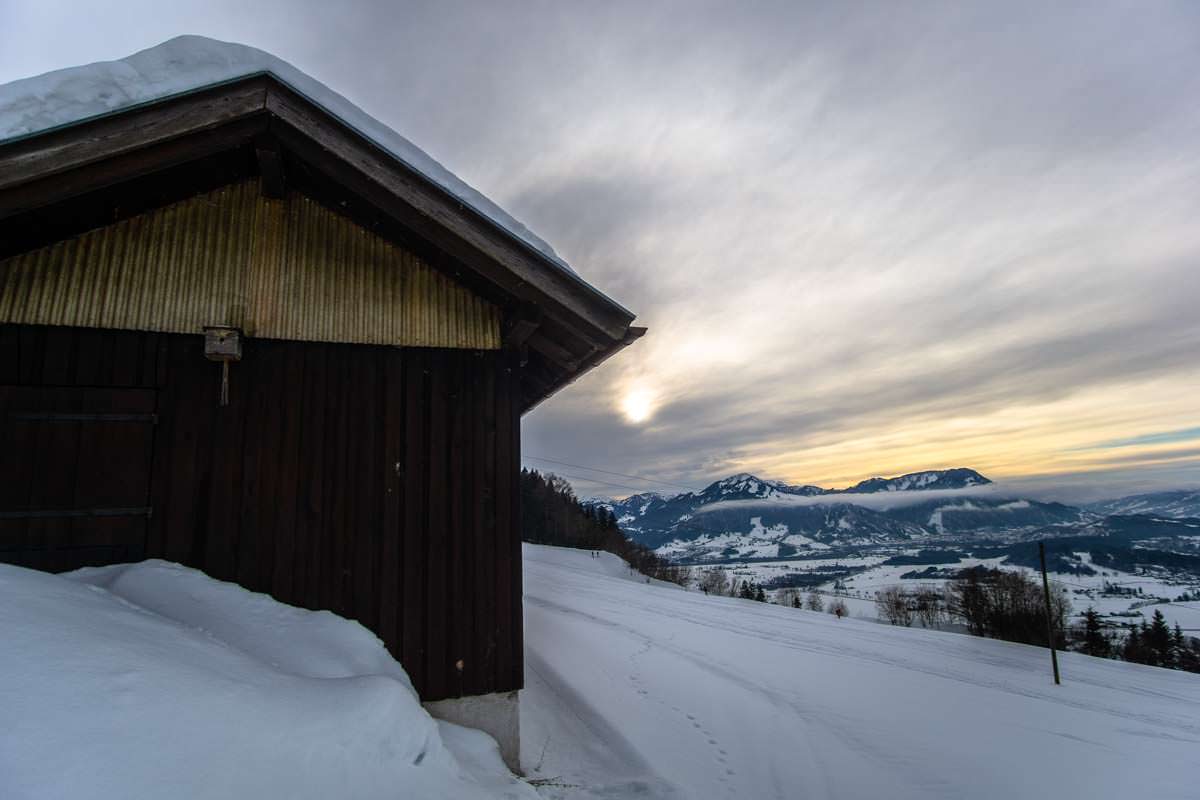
[619,387,657,424]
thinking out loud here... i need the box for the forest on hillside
[520,469,689,585]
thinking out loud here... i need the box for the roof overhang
[0,74,644,411]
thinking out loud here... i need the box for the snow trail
[521,544,1200,799]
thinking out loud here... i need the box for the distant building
[0,37,643,767]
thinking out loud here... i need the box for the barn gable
[0,178,500,349]
[0,67,645,411]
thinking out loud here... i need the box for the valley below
[585,471,1200,633]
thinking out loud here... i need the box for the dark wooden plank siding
[448,354,470,699]
[401,349,427,692]
[0,383,155,572]
[478,362,499,694]
[0,323,523,701]
[424,357,449,699]
[501,351,524,690]
[0,324,160,389]
[378,350,403,665]
[0,326,19,382]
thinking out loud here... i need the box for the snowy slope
[0,560,535,800]
[521,544,1199,800]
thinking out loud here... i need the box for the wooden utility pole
[1039,541,1062,685]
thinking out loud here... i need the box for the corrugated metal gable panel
[0,180,501,349]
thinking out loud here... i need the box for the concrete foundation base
[424,690,521,773]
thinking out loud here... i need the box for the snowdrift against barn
[0,559,536,800]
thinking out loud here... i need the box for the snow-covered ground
[521,544,1200,800]
[0,560,535,800]
[4,549,1196,799]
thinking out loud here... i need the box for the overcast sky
[3,1,1198,501]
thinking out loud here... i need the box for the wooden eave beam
[519,325,647,414]
[0,116,269,221]
[0,79,271,217]
[518,354,561,407]
[503,319,541,349]
[502,306,542,348]
[254,135,287,199]
[527,330,595,373]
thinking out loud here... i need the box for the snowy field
[522,544,1200,800]
[704,554,1200,631]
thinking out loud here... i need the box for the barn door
[0,386,157,572]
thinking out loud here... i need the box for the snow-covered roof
[0,35,576,278]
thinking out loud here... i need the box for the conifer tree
[1079,607,1111,658]
[1144,610,1172,667]
[1121,625,1144,664]
[1178,632,1200,673]
[1170,623,1187,669]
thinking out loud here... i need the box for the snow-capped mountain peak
[706,473,789,499]
[840,468,991,494]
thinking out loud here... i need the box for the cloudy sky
[3,1,1198,501]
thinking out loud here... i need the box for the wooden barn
[0,39,642,764]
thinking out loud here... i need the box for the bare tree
[913,587,944,629]
[775,588,800,607]
[828,599,849,619]
[946,568,1071,646]
[660,564,693,587]
[876,586,913,627]
[698,568,730,596]
[805,591,825,612]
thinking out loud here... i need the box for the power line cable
[522,468,668,495]
[522,454,700,493]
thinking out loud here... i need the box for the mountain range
[583,469,1198,562]
[1086,489,1200,519]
